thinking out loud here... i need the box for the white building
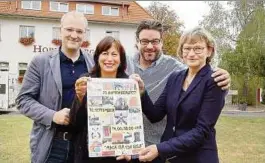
[0,0,153,76]
[0,0,153,109]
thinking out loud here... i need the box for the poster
[87,78,145,157]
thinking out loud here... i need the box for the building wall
[0,18,137,74]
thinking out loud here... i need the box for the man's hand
[212,67,231,90]
[129,74,145,96]
[52,108,70,125]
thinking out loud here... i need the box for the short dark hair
[136,20,163,40]
[91,36,127,77]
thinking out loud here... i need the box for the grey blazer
[16,49,94,163]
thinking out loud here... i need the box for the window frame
[19,25,35,38]
[21,1,41,10]
[110,7,119,16]
[18,62,28,76]
[0,24,1,41]
[76,4,94,14]
[52,27,61,40]
[102,6,119,16]
[50,1,69,12]
[0,62,9,71]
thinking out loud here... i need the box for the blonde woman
[116,27,227,163]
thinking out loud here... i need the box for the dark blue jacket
[141,64,226,163]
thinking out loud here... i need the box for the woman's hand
[116,155,131,162]
[129,74,145,96]
[138,145,159,162]
[75,77,90,102]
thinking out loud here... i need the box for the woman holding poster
[118,27,226,163]
[69,36,141,163]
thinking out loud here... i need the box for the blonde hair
[177,27,216,64]
[60,10,88,29]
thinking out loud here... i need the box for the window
[76,4,94,14]
[18,63,27,84]
[18,63,28,76]
[21,1,41,10]
[52,27,60,40]
[0,62,9,71]
[106,31,119,40]
[50,2,68,12]
[102,6,119,16]
[19,26,35,38]
[111,7,119,16]
[0,24,1,41]
[84,29,90,41]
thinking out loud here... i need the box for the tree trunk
[238,77,248,111]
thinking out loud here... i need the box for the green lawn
[0,115,264,163]
[216,116,265,163]
[0,115,31,163]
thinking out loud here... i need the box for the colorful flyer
[87,78,145,157]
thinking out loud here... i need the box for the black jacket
[70,73,140,163]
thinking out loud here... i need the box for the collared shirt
[60,49,88,109]
[57,48,88,132]
[126,52,186,146]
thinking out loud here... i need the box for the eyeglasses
[139,39,161,46]
[182,47,206,54]
[63,27,85,35]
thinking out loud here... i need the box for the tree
[146,2,183,56]
[199,1,234,54]
[236,5,265,106]
[200,1,264,53]
[206,1,265,106]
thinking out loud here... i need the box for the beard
[140,49,162,64]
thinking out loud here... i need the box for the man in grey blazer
[16,11,94,163]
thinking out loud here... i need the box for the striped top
[126,53,186,146]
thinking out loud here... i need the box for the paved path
[1,106,265,117]
[222,104,265,117]
[222,110,265,117]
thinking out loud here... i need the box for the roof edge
[133,1,154,20]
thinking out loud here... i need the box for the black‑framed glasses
[139,39,161,46]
